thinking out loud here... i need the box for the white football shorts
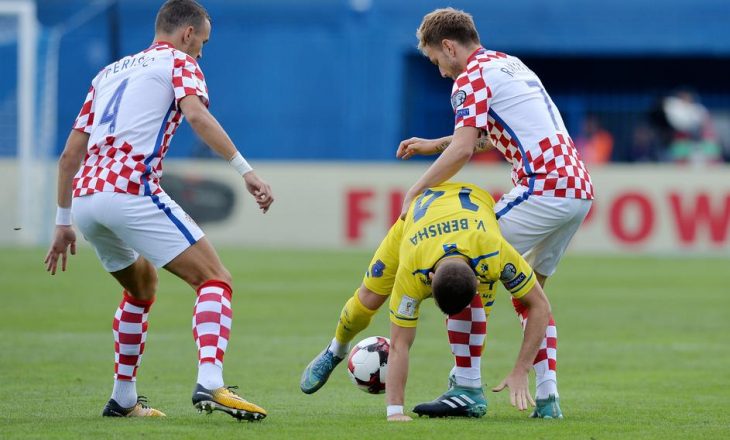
[495,185,592,277]
[72,191,205,272]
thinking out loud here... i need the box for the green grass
[1,248,728,439]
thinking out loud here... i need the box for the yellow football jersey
[363,182,536,327]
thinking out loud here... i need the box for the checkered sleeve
[72,84,96,133]
[451,68,490,131]
[172,52,209,107]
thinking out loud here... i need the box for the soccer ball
[347,336,390,394]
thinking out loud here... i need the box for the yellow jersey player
[300,182,552,421]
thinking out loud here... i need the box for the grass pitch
[1,247,728,439]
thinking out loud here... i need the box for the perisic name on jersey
[100,54,157,80]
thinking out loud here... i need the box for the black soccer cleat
[101,396,166,417]
[413,386,487,418]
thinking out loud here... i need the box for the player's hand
[387,413,412,422]
[396,137,443,160]
[492,369,535,411]
[243,172,274,213]
[399,189,418,220]
[44,225,77,275]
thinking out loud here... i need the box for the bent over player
[396,8,595,418]
[44,0,273,420]
[300,183,551,421]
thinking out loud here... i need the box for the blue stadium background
[19,0,730,161]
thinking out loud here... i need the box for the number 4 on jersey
[99,78,129,133]
[413,187,480,222]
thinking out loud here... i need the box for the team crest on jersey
[451,90,467,110]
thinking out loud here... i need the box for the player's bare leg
[300,285,385,394]
[164,238,266,421]
[102,257,165,417]
[164,237,232,290]
[513,271,562,419]
[111,256,158,301]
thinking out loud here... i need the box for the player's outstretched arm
[44,129,88,275]
[385,322,416,421]
[396,136,451,159]
[179,95,274,213]
[397,132,494,160]
[399,126,479,219]
[492,284,551,411]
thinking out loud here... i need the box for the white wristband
[386,405,404,417]
[56,206,72,226]
[229,151,253,176]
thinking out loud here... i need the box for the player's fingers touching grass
[518,390,528,411]
[513,388,527,411]
[492,380,506,394]
[493,379,528,411]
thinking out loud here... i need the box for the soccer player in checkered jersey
[44,0,272,420]
[396,8,595,419]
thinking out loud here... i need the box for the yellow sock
[333,290,378,350]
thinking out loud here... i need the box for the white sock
[454,375,482,389]
[454,366,482,389]
[111,379,137,408]
[536,379,558,399]
[328,338,348,358]
[197,362,224,390]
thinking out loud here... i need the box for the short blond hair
[417,8,480,53]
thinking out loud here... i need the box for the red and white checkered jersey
[451,48,593,199]
[72,41,209,197]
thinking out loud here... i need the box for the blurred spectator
[629,122,663,162]
[652,90,722,165]
[576,114,614,164]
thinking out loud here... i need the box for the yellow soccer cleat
[192,384,267,421]
[102,396,166,417]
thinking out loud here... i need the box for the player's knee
[131,269,158,300]
[126,282,156,301]
[357,285,386,311]
[117,259,158,301]
[188,267,232,291]
[213,267,233,288]
[146,271,159,296]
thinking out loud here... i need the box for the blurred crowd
[576,90,729,165]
